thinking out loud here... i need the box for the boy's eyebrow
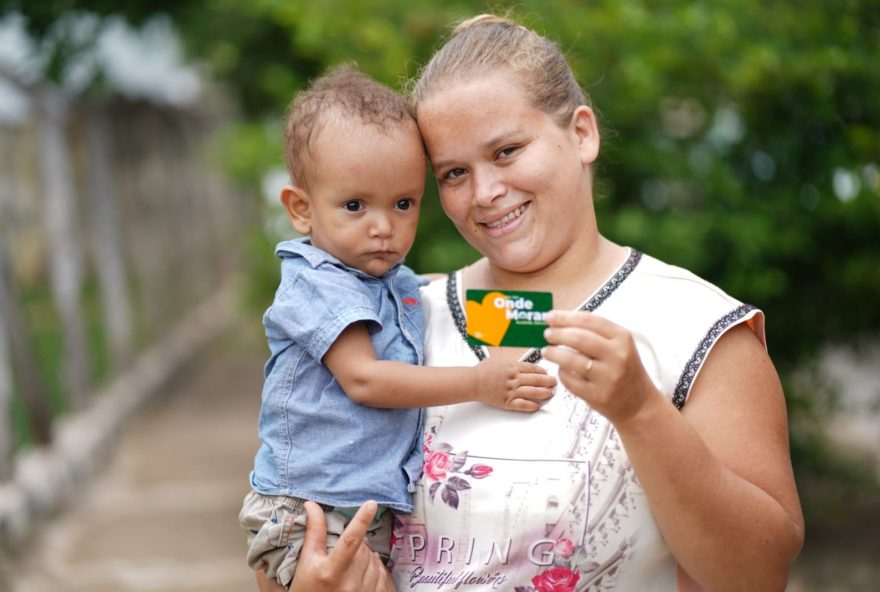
[430,129,521,171]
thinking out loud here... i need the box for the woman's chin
[483,246,551,275]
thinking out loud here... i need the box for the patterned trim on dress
[446,249,644,363]
[446,272,487,360]
[672,303,757,409]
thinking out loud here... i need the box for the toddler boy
[239,64,555,587]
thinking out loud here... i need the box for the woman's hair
[411,14,589,125]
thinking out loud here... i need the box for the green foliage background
[6,0,880,501]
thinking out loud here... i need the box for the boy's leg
[335,506,394,563]
[239,491,336,587]
[366,510,394,563]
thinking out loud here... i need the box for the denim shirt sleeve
[264,262,382,362]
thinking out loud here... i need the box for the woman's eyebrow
[483,129,520,149]
[430,129,522,170]
[429,157,455,171]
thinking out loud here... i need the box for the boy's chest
[368,280,425,365]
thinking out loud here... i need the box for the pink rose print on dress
[466,464,493,479]
[423,450,453,480]
[554,537,575,559]
[530,567,581,592]
[514,538,589,592]
[424,442,493,509]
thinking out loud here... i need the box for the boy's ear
[280,184,312,235]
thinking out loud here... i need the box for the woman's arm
[542,311,804,592]
[256,501,396,592]
[323,322,555,412]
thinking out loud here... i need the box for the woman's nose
[472,169,506,206]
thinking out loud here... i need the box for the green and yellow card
[466,289,553,347]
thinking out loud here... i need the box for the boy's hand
[474,359,556,412]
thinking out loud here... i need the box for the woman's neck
[465,235,628,311]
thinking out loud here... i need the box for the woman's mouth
[485,204,527,230]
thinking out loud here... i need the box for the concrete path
[6,324,265,592]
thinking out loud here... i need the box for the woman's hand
[256,500,396,592]
[541,310,660,425]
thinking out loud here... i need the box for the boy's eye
[343,201,362,212]
[395,199,414,211]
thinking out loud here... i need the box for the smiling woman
[417,71,599,282]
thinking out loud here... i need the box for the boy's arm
[323,322,555,411]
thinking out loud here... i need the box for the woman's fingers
[545,309,615,335]
[325,500,378,572]
[256,569,286,592]
[543,325,606,357]
[542,310,657,425]
[373,552,396,592]
[542,344,596,386]
[358,546,382,590]
[288,500,394,592]
[300,501,331,558]
[541,336,592,369]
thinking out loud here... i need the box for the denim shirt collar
[275,237,403,281]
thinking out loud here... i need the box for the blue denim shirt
[249,238,426,513]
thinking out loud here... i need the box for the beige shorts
[239,490,393,587]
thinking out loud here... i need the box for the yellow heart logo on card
[466,291,511,347]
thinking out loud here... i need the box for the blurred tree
[4,0,879,485]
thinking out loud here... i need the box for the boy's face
[296,118,426,277]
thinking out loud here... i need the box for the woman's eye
[395,199,414,211]
[497,145,519,159]
[443,168,466,181]
[343,201,362,212]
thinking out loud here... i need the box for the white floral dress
[389,249,764,592]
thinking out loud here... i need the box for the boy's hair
[283,63,415,189]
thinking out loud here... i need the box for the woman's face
[417,72,600,275]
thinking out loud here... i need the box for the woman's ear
[280,184,312,235]
[570,106,600,166]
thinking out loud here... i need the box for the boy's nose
[369,213,393,238]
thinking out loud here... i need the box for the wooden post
[36,89,89,409]
[86,105,134,371]
[0,250,14,480]
[0,231,53,451]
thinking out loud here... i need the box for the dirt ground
[3,323,878,592]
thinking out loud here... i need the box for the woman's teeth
[486,205,526,229]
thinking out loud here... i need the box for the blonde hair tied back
[413,13,589,125]
[451,13,523,36]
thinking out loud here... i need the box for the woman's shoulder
[626,251,748,316]
[613,250,765,404]
[602,250,762,343]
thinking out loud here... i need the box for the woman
[276,14,804,592]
